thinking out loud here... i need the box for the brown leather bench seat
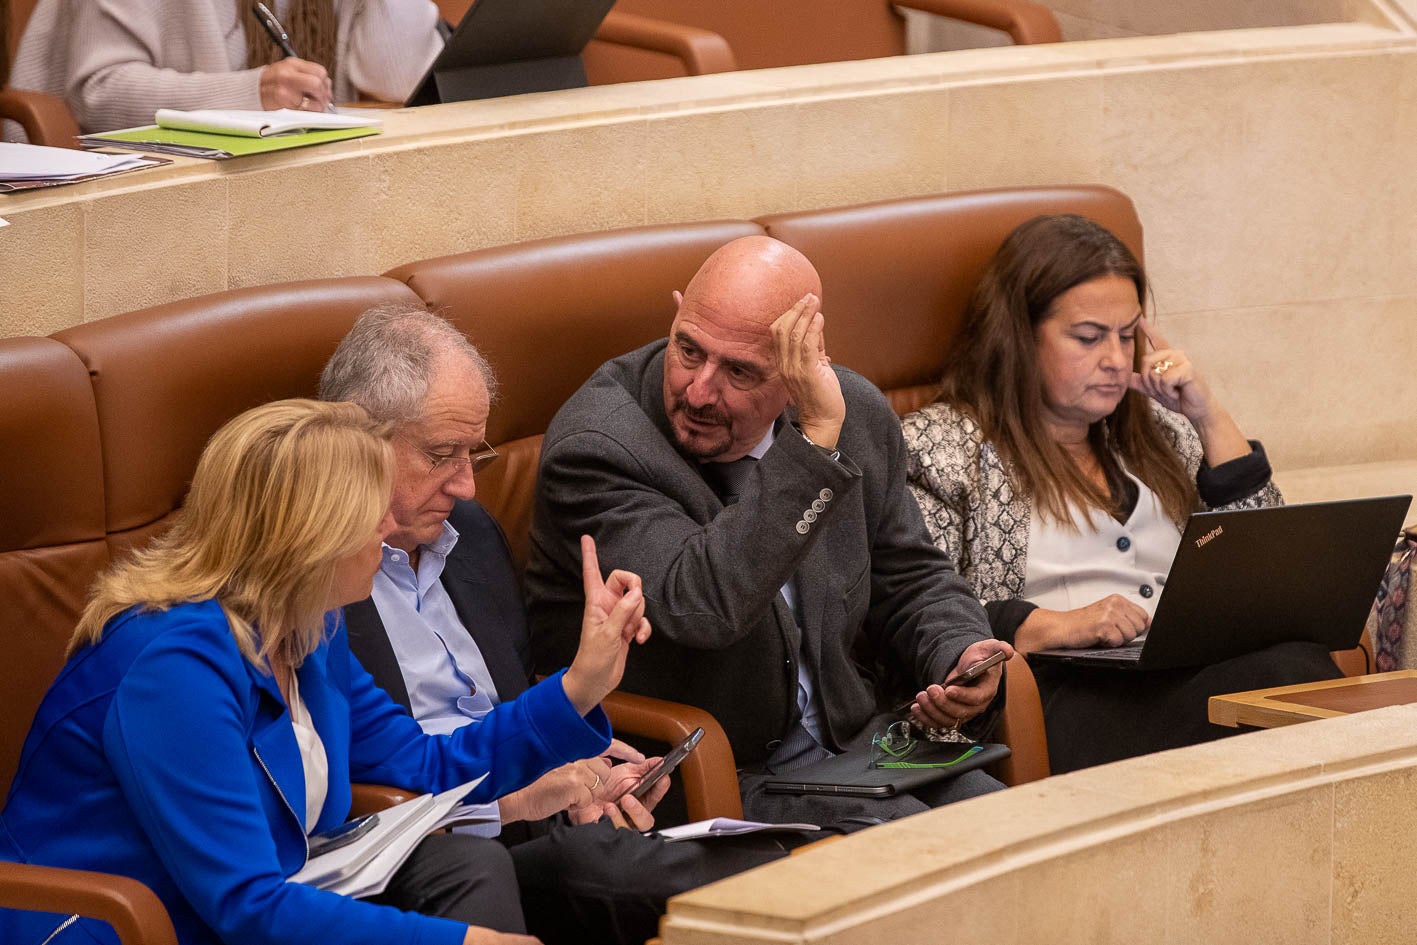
[7,184,1363,942]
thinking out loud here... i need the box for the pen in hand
[252,1,337,113]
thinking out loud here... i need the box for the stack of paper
[654,818,821,842]
[291,775,492,898]
[0,142,168,192]
[80,108,383,160]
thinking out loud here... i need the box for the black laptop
[406,0,618,106]
[1026,495,1411,671]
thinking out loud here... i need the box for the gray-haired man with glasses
[320,304,789,945]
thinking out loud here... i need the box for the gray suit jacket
[525,339,992,766]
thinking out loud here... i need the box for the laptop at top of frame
[406,0,618,107]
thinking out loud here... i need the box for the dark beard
[668,397,732,460]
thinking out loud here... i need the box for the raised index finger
[580,534,602,599]
[1138,315,1172,352]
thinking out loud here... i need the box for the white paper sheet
[0,142,152,181]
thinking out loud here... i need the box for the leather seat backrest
[0,337,108,798]
[759,185,1145,416]
[387,221,765,568]
[609,0,905,69]
[52,278,423,559]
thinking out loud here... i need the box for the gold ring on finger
[1151,359,1175,376]
[590,773,602,791]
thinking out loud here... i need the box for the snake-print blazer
[901,401,1283,604]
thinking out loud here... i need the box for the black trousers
[1032,640,1344,773]
[367,832,527,933]
[508,819,793,945]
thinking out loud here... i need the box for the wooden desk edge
[1208,697,1345,729]
[1209,670,1417,728]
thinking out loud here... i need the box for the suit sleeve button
[811,499,825,513]
[819,488,833,501]
[795,521,811,534]
[803,509,817,523]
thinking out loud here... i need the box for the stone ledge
[661,705,1417,944]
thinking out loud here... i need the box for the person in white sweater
[6,0,444,138]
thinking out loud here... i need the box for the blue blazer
[0,599,610,945]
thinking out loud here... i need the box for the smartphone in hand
[941,649,1007,688]
[609,727,704,803]
[893,650,1008,714]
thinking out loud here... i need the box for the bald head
[661,237,824,461]
[679,236,822,331]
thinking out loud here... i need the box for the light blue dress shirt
[370,520,503,832]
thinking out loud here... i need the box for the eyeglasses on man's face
[405,438,500,479]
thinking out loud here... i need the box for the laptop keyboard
[1069,646,1142,660]
[1062,639,1146,659]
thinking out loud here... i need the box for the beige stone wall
[910,0,1386,50]
[3,19,1416,482]
[660,704,1417,945]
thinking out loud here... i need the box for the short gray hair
[319,303,497,423]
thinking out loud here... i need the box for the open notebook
[79,109,382,159]
[153,108,382,138]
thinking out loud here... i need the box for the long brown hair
[935,214,1196,527]
[70,400,393,669]
[243,0,339,74]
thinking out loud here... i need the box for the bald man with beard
[526,236,1013,825]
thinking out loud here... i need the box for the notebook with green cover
[78,124,380,160]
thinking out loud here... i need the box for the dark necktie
[704,454,831,771]
[704,456,757,505]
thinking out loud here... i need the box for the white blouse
[285,673,330,834]
[1023,472,1181,617]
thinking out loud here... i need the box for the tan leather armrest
[896,0,1063,45]
[0,862,177,945]
[994,652,1051,785]
[601,689,743,821]
[349,782,418,817]
[0,87,82,148]
[594,11,738,76]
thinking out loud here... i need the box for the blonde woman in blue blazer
[0,399,651,945]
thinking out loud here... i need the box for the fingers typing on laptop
[1012,594,1150,655]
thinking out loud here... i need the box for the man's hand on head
[771,294,845,451]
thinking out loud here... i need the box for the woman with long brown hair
[902,214,1341,772]
[0,399,650,945]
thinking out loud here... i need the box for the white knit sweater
[6,0,442,138]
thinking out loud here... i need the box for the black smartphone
[610,727,704,803]
[942,649,1007,688]
[306,811,379,858]
[893,650,1008,713]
